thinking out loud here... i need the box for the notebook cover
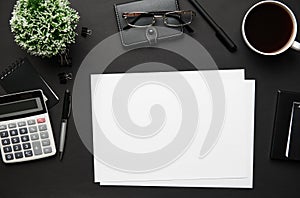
[114,0,183,47]
[270,90,300,160]
[0,58,59,108]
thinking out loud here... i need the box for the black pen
[59,89,72,160]
[188,0,237,52]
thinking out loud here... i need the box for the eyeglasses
[122,10,196,32]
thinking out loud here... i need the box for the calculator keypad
[0,116,55,163]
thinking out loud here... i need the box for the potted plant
[10,0,80,58]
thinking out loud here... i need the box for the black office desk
[1,0,300,197]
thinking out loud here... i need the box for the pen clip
[67,93,72,118]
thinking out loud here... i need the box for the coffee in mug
[242,1,300,55]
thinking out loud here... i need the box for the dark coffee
[244,3,294,53]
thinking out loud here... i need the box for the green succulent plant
[10,0,80,58]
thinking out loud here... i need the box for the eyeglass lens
[126,13,155,27]
[164,11,193,26]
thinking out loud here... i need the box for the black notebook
[0,58,59,108]
[271,90,300,160]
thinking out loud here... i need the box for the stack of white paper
[91,69,255,188]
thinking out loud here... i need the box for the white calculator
[0,90,56,163]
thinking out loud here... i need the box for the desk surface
[1,0,300,197]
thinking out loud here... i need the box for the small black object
[271,90,300,160]
[58,72,73,84]
[81,27,93,37]
[59,49,72,67]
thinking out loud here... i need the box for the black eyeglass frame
[122,10,196,33]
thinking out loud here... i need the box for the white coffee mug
[242,0,300,55]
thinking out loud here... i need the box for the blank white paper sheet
[90,70,255,188]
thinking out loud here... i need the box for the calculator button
[11,137,20,144]
[13,144,21,151]
[42,139,50,146]
[27,120,36,125]
[2,139,10,145]
[38,125,47,131]
[0,125,7,130]
[37,118,46,123]
[21,135,29,142]
[3,146,12,153]
[15,152,23,159]
[0,131,8,138]
[17,121,26,127]
[43,147,52,154]
[19,128,28,135]
[23,143,31,150]
[24,150,33,158]
[8,123,16,128]
[30,134,39,141]
[40,132,49,139]
[5,154,14,161]
[29,126,38,133]
[9,129,18,136]
[32,141,42,155]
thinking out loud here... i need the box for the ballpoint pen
[188,0,237,52]
[59,89,72,160]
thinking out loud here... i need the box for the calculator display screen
[0,98,43,119]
